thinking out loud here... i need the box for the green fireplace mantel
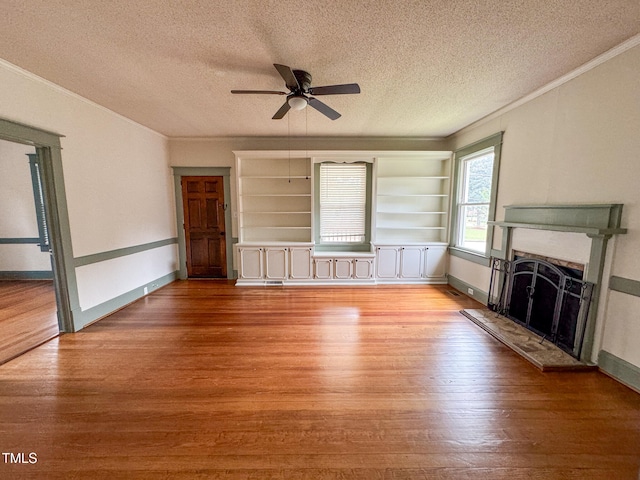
[489,203,627,236]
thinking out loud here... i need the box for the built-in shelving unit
[234,150,452,285]
[237,155,312,243]
[375,154,452,244]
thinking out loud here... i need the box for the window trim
[313,161,373,252]
[449,132,503,266]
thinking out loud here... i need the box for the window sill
[314,243,372,254]
[448,246,491,267]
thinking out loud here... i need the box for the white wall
[0,139,51,271]
[0,59,177,318]
[449,44,640,367]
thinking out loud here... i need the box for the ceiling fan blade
[272,101,291,119]
[308,83,361,95]
[273,64,300,91]
[308,97,341,120]
[231,90,287,95]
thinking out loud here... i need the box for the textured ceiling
[1,1,639,138]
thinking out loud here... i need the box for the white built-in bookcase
[234,150,452,285]
[236,153,312,243]
[374,153,451,244]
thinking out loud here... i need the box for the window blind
[319,163,366,243]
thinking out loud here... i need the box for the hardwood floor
[0,281,639,479]
[0,280,58,365]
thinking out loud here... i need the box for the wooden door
[182,176,227,278]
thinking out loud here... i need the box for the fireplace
[489,256,593,358]
[487,204,627,363]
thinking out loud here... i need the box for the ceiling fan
[231,64,360,120]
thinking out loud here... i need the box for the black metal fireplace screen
[489,257,593,359]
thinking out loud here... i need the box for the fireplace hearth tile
[460,308,596,371]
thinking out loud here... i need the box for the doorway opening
[172,167,234,280]
[0,134,69,363]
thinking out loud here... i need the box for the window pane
[319,163,366,243]
[463,151,494,204]
[459,204,489,252]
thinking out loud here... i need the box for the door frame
[0,118,76,332]
[172,167,234,279]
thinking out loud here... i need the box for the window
[315,162,371,249]
[451,133,502,263]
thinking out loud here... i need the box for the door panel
[182,176,227,278]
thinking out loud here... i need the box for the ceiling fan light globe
[288,96,308,110]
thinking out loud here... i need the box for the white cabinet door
[314,258,333,279]
[400,247,423,279]
[334,258,353,279]
[376,247,399,279]
[289,247,313,279]
[424,246,447,278]
[265,247,288,280]
[353,258,373,279]
[239,247,263,279]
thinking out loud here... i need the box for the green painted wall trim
[73,271,178,330]
[0,271,54,280]
[598,350,640,393]
[0,118,64,147]
[609,276,640,298]
[448,274,489,305]
[448,246,491,267]
[73,237,178,267]
[0,238,41,244]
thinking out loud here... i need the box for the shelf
[377,194,448,197]
[241,175,311,179]
[378,176,449,179]
[377,211,446,215]
[243,211,312,215]
[377,226,446,230]
[243,226,311,230]
[242,194,311,197]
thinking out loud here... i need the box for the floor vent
[265,280,284,286]
[447,290,461,297]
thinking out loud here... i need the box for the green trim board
[73,237,178,267]
[489,204,626,236]
[73,271,177,330]
[0,271,54,280]
[609,276,640,297]
[598,350,640,393]
[448,246,491,267]
[0,238,41,244]
[448,274,489,305]
[171,167,235,279]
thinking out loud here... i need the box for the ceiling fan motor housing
[292,70,312,92]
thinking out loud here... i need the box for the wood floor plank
[0,281,639,479]
[0,280,59,365]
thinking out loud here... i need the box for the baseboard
[72,271,178,331]
[447,275,488,305]
[598,350,640,394]
[0,271,54,280]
